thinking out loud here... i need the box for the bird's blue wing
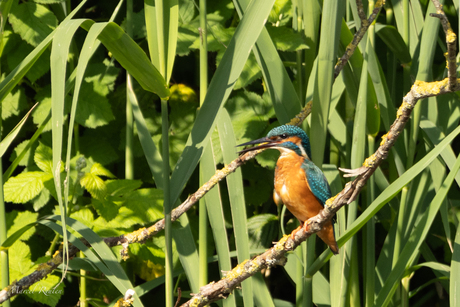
[301,160,332,206]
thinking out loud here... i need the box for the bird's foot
[290,226,302,240]
[338,166,367,178]
[290,221,311,240]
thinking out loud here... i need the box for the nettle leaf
[90,162,116,179]
[177,25,199,56]
[92,188,164,235]
[84,60,120,95]
[2,87,27,120]
[241,162,274,207]
[7,210,38,241]
[25,266,64,307]
[75,81,115,128]
[105,179,142,197]
[225,91,273,143]
[266,24,308,51]
[179,0,195,25]
[123,188,164,223]
[190,24,233,52]
[79,133,119,166]
[4,171,53,204]
[92,198,119,222]
[34,142,53,173]
[32,187,50,211]
[6,40,50,83]
[121,9,146,40]
[247,213,279,249]
[211,91,274,162]
[232,52,261,89]
[69,207,95,228]
[9,2,57,47]
[7,240,33,282]
[80,173,107,200]
[10,139,37,167]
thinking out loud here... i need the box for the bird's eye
[280,133,288,139]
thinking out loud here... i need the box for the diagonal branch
[181,78,460,307]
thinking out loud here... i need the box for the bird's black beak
[236,137,276,154]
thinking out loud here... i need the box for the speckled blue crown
[267,125,312,158]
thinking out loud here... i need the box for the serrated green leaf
[80,173,107,200]
[34,142,53,173]
[6,40,51,83]
[176,25,199,56]
[10,139,37,167]
[83,60,120,93]
[189,23,233,51]
[75,81,115,128]
[178,0,195,24]
[69,207,95,228]
[247,214,279,249]
[105,179,142,196]
[6,210,38,241]
[25,274,64,307]
[92,198,119,221]
[123,188,164,223]
[78,134,119,166]
[32,187,50,211]
[121,9,147,40]
[9,2,57,47]
[4,171,53,203]
[266,24,308,51]
[90,162,116,178]
[225,91,273,143]
[1,87,27,120]
[6,240,33,282]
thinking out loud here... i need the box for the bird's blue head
[237,125,312,159]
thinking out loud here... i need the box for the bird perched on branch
[238,125,339,254]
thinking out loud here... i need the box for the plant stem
[125,0,134,180]
[162,97,173,307]
[79,251,87,307]
[365,135,375,307]
[198,0,209,289]
[0,158,10,307]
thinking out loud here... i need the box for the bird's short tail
[318,221,339,255]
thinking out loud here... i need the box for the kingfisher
[238,125,339,254]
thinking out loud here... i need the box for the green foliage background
[0,0,460,306]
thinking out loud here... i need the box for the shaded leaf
[266,24,308,51]
[90,162,116,179]
[34,142,53,173]
[9,2,57,47]
[247,214,279,249]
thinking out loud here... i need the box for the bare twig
[334,0,385,78]
[430,0,457,90]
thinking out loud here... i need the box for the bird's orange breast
[273,152,323,222]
